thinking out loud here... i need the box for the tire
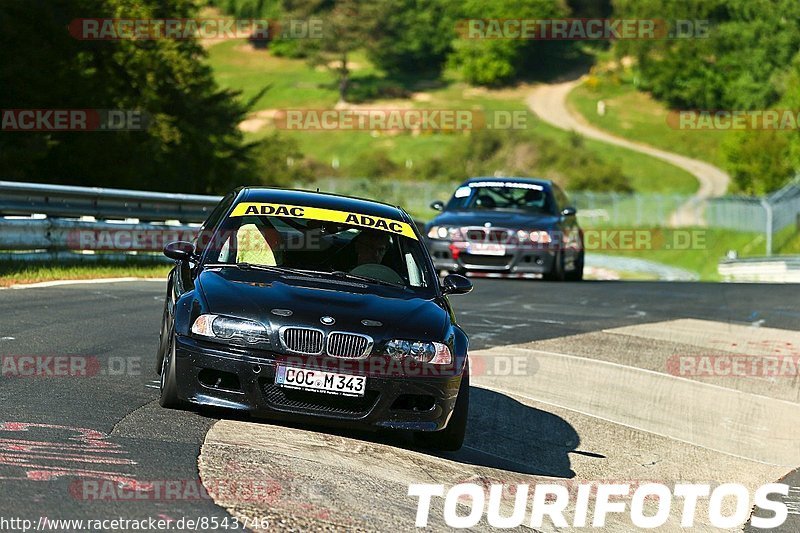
[542,252,566,281]
[565,251,584,281]
[155,299,170,375]
[414,365,469,452]
[159,332,183,409]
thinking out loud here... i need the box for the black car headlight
[191,314,269,344]
[384,339,451,364]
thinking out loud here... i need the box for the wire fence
[1,177,798,257]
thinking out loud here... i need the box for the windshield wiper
[327,270,407,289]
[205,263,315,277]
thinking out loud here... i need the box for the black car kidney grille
[464,228,512,243]
[282,327,324,354]
[261,380,379,416]
[465,229,485,241]
[327,332,371,358]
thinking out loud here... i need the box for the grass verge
[567,75,727,169]
[591,226,800,281]
[0,260,171,288]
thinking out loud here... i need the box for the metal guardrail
[0,181,220,223]
[0,218,198,252]
[718,256,800,283]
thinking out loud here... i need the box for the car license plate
[469,243,506,256]
[275,365,366,397]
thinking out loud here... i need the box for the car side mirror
[441,274,473,295]
[164,241,195,261]
[561,206,577,217]
[430,200,444,211]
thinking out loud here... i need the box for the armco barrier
[718,256,800,282]
[0,181,220,223]
[0,218,198,252]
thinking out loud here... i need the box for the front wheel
[565,251,584,281]
[159,332,183,409]
[155,298,170,375]
[414,365,469,451]
[542,252,566,281]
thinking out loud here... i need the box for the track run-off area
[0,278,798,532]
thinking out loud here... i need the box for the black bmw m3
[156,187,473,450]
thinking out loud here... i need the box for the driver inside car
[353,229,389,266]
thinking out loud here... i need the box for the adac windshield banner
[229,202,418,240]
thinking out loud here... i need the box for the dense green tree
[722,130,793,195]
[566,0,612,19]
[283,0,367,102]
[447,0,571,86]
[362,0,457,78]
[613,0,800,110]
[207,0,281,18]
[0,0,255,193]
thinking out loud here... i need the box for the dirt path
[526,77,730,225]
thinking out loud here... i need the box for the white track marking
[2,277,166,290]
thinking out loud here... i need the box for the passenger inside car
[235,223,281,265]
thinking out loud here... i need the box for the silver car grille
[280,327,324,355]
[279,327,373,358]
[327,332,373,359]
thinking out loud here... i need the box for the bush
[350,149,402,178]
[723,130,794,195]
[446,0,571,86]
[364,0,456,78]
[248,132,314,187]
[567,161,632,192]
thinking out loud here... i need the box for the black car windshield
[446,182,555,214]
[201,203,435,294]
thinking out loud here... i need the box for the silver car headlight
[427,226,465,241]
[384,339,452,364]
[191,314,269,344]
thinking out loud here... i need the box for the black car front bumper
[173,335,463,432]
[427,239,557,274]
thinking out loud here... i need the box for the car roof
[461,176,554,188]
[237,186,410,221]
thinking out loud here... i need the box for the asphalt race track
[0,279,798,532]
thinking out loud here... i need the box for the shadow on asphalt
[197,386,579,479]
[443,386,578,478]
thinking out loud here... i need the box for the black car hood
[195,269,447,340]
[429,209,560,229]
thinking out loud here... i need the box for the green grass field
[207,40,699,194]
[590,227,765,281]
[567,76,727,169]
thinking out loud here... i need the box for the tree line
[9,0,792,195]
[613,0,800,194]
